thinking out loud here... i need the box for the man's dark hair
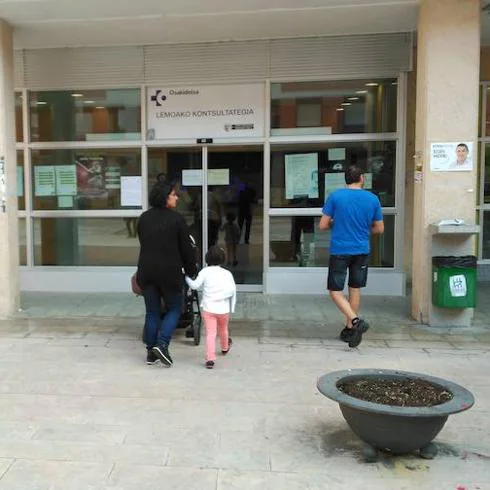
[457,143,469,151]
[205,245,225,266]
[345,165,363,185]
[226,212,236,223]
[148,174,176,208]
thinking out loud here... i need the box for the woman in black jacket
[137,177,197,367]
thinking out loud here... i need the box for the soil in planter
[338,378,453,407]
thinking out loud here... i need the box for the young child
[185,246,236,369]
[221,212,240,266]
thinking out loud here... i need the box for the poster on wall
[324,173,345,197]
[55,165,77,196]
[146,84,265,140]
[430,142,473,172]
[105,166,121,190]
[285,153,319,200]
[76,156,107,198]
[34,166,56,196]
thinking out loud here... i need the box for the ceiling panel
[11,3,418,48]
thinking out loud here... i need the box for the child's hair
[205,245,226,266]
[226,212,236,223]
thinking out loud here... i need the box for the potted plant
[317,369,475,462]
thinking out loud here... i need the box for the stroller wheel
[193,315,202,346]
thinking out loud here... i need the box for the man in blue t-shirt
[319,165,384,348]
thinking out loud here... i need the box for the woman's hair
[205,245,226,266]
[149,173,176,208]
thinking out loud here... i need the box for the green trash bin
[432,256,477,308]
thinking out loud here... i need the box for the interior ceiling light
[36,101,47,105]
[96,106,105,109]
[71,93,83,97]
[341,102,352,106]
[366,82,379,87]
[336,108,344,111]
[356,90,368,94]
[83,100,95,104]
[347,97,359,101]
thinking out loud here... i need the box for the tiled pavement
[0,288,487,489]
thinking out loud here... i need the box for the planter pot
[317,369,474,461]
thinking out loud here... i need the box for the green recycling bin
[432,256,477,308]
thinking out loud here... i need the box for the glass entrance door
[148,147,203,262]
[207,146,263,285]
[147,146,263,286]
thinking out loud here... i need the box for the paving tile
[107,464,218,490]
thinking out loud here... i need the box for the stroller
[139,234,203,346]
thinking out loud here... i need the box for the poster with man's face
[430,142,473,172]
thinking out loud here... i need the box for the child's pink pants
[202,311,230,361]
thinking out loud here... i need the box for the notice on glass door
[34,166,56,196]
[120,176,142,207]
[285,153,319,199]
[182,169,203,186]
[55,165,77,196]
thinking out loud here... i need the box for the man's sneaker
[206,360,215,369]
[221,337,233,355]
[339,327,354,342]
[146,350,160,365]
[151,345,173,367]
[348,318,370,348]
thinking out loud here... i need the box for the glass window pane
[17,151,25,210]
[31,149,141,210]
[148,148,203,250]
[483,211,490,259]
[484,144,490,204]
[269,215,394,268]
[271,79,397,135]
[33,218,139,266]
[29,89,141,142]
[15,92,23,142]
[19,218,27,266]
[271,141,396,208]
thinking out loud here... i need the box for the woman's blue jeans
[143,285,183,348]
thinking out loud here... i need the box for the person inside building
[136,175,197,366]
[319,164,384,348]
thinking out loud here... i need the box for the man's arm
[371,220,384,234]
[319,215,333,230]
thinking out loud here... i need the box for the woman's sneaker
[151,345,173,367]
[146,350,160,365]
[221,338,233,355]
[205,360,215,369]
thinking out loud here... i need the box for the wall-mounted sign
[147,84,265,140]
[430,142,473,172]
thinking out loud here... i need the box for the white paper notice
[430,142,473,172]
[34,166,56,197]
[17,167,23,197]
[55,165,77,196]
[57,196,74,208]
[120,176,142,207]
[208,169,229,186]
[182,169,203,186]
[285,153,319,199]
[364,173,373,189]
[328,148,346,161]
[324,173,345,197]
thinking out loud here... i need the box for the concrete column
[412,0,480,326]
[0,19,19,316]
